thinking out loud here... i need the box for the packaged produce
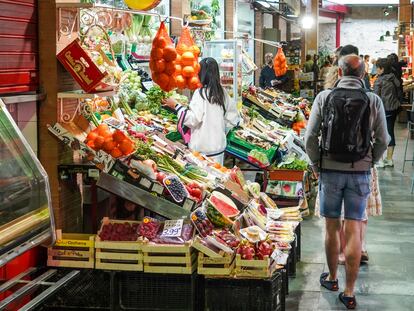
[236,240,256,260]
[209,191,240,218]
[206,200,234,228]
[175,27,201,90]
[152,223,194,244]
[240,225,267,243]
[150,22,177,91]
[213,229,240,249]
[138,217,161,240]
[191,207,214,237]
[273,47,287,77]
[163,175,189,202]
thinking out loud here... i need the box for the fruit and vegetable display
[149,22,178,92]
[174,27,201,90]
[273,47,288,77]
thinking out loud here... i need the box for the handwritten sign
[271,249,289,265]
[161,219,183,238]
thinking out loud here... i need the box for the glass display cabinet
[0,99,55,267]
[203,40,243,109]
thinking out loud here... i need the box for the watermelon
[210,192,240,218]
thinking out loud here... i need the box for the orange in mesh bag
[273,47,288,77]
[150,22,178,91]
[174,27,201,90]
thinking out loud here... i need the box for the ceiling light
[301,15,314,29]
[385,30,391,37]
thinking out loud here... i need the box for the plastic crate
[287,242,297,277]
[118,271,202,311]
[226,129,279,164]
[204,272,283,311]
[42,269,110,310]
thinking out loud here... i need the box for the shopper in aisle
[319,60,332,83]
[364,55,370,75]
[162,57,240,165]
[303,54,314,73]
[259,53,277,88]
[324,45,359,89]
[305,54,389,309]
[370,58,377,78]
[374,58,402,168]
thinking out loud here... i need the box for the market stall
[1,2,316,310]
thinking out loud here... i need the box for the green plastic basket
[226,129,279,163]
[166,131,182,142]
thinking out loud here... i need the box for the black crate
[42,269,110,310]
[205,272,283,311]
[118,271,202,311]
[288,242,297,277]
[295,223,301,262]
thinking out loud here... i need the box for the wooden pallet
[95,218,143,271]
[234,254,278,278]
[142,243,197,274]
[47,231,95,269]
[198,253,235,276]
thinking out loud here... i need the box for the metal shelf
[96,173,191,220]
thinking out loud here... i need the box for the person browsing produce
[163,57,240,165]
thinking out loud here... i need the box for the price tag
[161,219,183,238]
[271,249,289,265]
[152,183,164,194]
[183,198,195,211]
[142,81,154,90]
[140,178,151,189]
[88,169,100,179]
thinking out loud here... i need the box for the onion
[143,35,151,43]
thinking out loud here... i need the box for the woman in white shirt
[163,57,240,165]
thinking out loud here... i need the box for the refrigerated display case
[0,99,55,267]
[203,40,242,108]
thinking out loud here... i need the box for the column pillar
[304,0,319,56]
[399,0,411,25]
[225,0,235,39]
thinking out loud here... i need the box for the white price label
[140,178,151,189]
[271,249,289,265]
[142,81,154,90]
[161,219,183,238]
[266,209,284,221]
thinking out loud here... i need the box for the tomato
[94,135,105,149]
[97,124,110,136]
[119,139,134,155]
[112,130,127,143]
[103,137,116,152]
[110,147,123,158]
[86,131,98,142]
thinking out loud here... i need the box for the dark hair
[364,55,370,60]
[339,55,365,77]
[323,60,330,67]
[306,54,312,61]
[339,45,359,57]
[387,53,398,64]
[376,58,392,74]
[199,57,225,111]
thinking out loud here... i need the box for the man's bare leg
[325,217,342,280]
[343,219,362,297]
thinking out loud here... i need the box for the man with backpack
[305,54,389,309]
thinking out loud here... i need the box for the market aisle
[286,123,414,311]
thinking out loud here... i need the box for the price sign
[266,209,284,221]
[271,249,289,265]
[161,219,183,238]
[142,81,154,91]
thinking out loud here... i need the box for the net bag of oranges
[174,27,201,90]
[150,22,178,91]
[273,47,288,77]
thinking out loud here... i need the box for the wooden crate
[234,254,278,279]
[142,243,197,274]
[47,231,95,269]
[95,218,143,271]
[198,253,235,276]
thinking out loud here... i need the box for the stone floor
[286,123,414,311]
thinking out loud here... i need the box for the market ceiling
[328,0,398,4]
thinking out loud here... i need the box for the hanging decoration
[123,0,162,11]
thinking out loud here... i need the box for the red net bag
[149,22,178,91]
[273,47,287,77]
[174,26,201,90]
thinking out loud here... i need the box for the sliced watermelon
[210,193,240,218]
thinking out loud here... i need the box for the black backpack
[321,86,372,163]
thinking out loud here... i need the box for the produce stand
[13,2,318,310]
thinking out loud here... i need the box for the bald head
[338,54,365,78]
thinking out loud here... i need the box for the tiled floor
[286,123,414,311]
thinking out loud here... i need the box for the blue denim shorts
[319,171,371,221]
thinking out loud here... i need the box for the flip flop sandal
[339,292,357,310]
[319,272,339,291]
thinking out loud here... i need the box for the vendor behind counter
[259,52,290,91]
